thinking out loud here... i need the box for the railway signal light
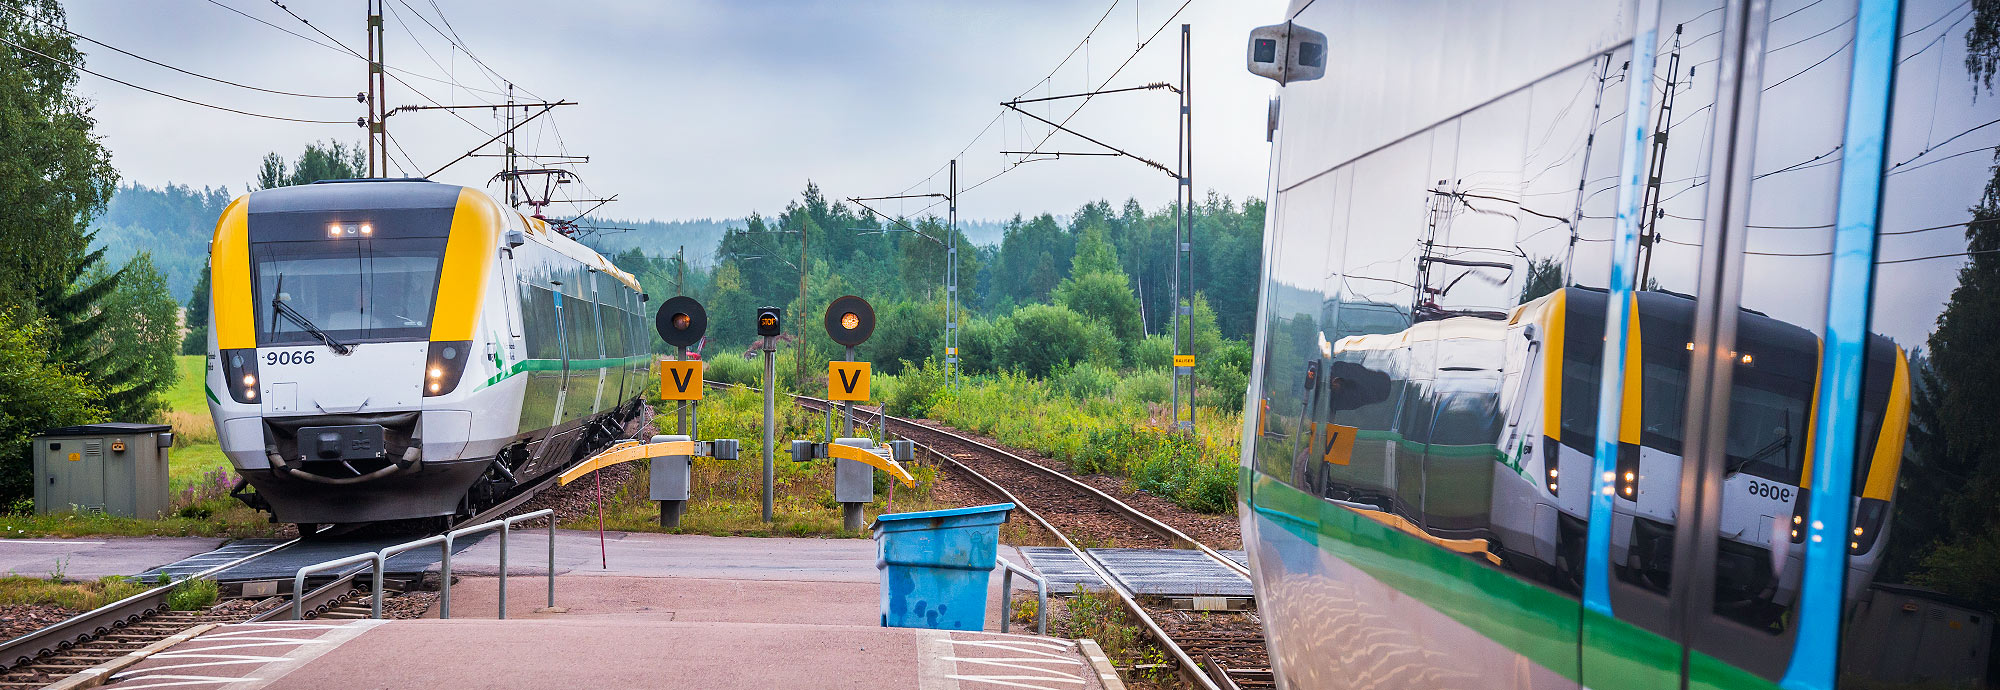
[823,295,875,347]
[756,306,782,338]
[655,296,708,348]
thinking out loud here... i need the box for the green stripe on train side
[1252,470,1581,680]
[472,355,654,392]
[1248,468,1691,687]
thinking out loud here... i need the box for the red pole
[594,469,608,569]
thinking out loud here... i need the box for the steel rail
[793,390,1251,580]
[876,414,1223,690]
[0,537,299,667]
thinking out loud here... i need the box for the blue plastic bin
[870,502,1015,631]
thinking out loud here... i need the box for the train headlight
[1849,498,1889,554]
[222,348,260,404]
[1614,445,1640,501]
[422,340,472,397]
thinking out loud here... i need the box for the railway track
[0,434,582,688]
[733,381,1269,689]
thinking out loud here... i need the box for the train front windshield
[251,237,447,345]
[1641,360,1812,485]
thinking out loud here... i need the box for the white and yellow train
[204,179,652,528]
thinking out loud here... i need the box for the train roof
[237,179,640,293]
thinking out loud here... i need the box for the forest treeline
[604,183,1264,408]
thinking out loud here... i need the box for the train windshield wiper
[270,273,353,355]
[1729,409,1793,476]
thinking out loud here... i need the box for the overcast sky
[63,0,1283,222]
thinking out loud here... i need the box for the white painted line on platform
[8,540,105,545]
[919,631,962,690]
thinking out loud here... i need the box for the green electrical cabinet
[33,423,174,518]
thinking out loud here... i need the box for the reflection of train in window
[1299,286,1908,607]
[1241,0,1999,686]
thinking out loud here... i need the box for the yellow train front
[204,179,651,528]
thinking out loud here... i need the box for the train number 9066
[1746,478,1793,502]
[265,350,315,366]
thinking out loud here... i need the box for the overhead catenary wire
[202,0,510,99]
[0,33,347,124]
[896,0,1195,220]
[0,3,349,99]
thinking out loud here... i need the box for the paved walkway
[89,531,1098,690]
[96,620,1114,690]
[0,536,223,580]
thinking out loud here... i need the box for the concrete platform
[95,619,1117,690]
[0,536,224,580]
[89,530,1106,689]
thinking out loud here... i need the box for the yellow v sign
[660,360,704,401]
[828,361,871,401]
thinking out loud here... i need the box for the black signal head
[823,295,875,347]
[655,296,707,348]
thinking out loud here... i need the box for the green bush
[166,576,218,611]
[1132,335,1174,370]
[0,311,103,503]
[1050,362,1118,400]
[1000,304,1094,377]
[703,353,761,386]
[957,315,1013,375]
[1115,370,1172,405]
[885,359,946,417]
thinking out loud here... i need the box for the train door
[1823,0,2000,686]
[1574,0,1740,686]
[1576,0,1892,686]
[552,284,571,425]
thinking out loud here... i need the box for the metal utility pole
[947,160,960,388]
[364,0,387,177]
[846,190,956,387]
[1637,24,1684,290]
[994,25,1195,430]
[1170,23,1196,431]
[505,83,515,203]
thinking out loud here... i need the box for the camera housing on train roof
[1246,21,1327,85]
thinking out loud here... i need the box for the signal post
[655,296,707,528]
[756,306,782,523]
[824,296,876,531]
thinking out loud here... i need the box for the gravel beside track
[887,420,1172,549]
[0,606,74,644]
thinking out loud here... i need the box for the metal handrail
[371,534,447,619]
[289,508,557,621]
[439,509,556,619]
[996,556,1048,635]
[500,509,559,620]
[292,553,378,620]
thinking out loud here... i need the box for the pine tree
[181,266,210,355]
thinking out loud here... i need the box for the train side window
[521,286,561,361]
[1832,0,2000,685]
[562,297,600,361]
[1252,173,1338,486]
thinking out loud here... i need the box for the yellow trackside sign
[828,361,871,401]
[1319,423,1358,466]
[660,360,704,400]
[1174,354,1195,368]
